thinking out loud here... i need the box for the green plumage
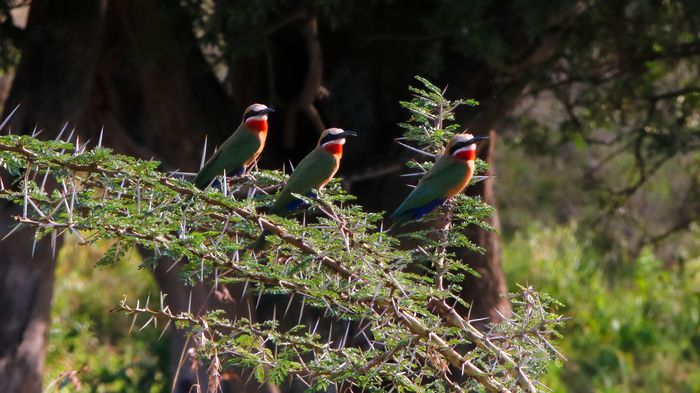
[251,147,337,251]
[391,155,468,221]
[194,126,260,189]
[270,147,337,214]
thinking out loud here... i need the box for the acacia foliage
[0,78,563,392]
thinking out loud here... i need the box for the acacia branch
[0,137,515,392]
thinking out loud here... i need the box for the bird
[388,133,489,233]
[193,103,275,189]
[251,128,357,250]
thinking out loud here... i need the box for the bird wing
[194,127,260,188]
[271,149,337,214]
[390,157,466,219]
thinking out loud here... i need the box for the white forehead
[326,128,344,135]
[453,133,474,142]
[248,103,268,112]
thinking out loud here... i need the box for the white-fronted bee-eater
[388,133,489,232]
[252,128,357,250]
[194,103,275,189]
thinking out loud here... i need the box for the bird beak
[339,130,357,138]
[468,135,489,144]
[260,107,275,115]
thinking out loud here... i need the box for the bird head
[243,103,275,131]
[446,133,489,161]
[318,128,357,155]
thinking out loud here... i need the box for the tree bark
[0,1,107,392]
[458,130,511,326]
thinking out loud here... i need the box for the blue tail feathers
[202,166,246,190]
[283,191,317,212]
[407,198,446,220]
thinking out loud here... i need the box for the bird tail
[194,166,245,190]
[193,171,211,190]
[385,215,409,235]
[249,229,271,252]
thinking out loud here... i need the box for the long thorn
[97,126,104,148]
[298,296,306,326]
[0,104,20,131]
[394,140,436,158]
[255,285,264,309]
[199,135,208,170]
[54,122,69,141]
[284,294,295,318]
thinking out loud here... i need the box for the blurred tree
[507,0,700,267]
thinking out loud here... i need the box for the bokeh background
[1,1,700,392]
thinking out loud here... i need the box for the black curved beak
[339,130,357,138]
[468,135,489,144]
[259,107,275,115]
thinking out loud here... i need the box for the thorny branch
[0,78,564,392]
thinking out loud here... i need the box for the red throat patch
[323,143,343,155]
[245,118,268,132]
[455,149,476,161]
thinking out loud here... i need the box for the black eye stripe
[244,110,262,120]
[321,133,341,144]
[449,141,470,154]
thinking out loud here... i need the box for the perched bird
[193,103,274,189]
[251,128,357,250]
[388,133,489,233]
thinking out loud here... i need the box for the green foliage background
[504,223,700,393]
[496,139,700,393]
[45,237,169,392]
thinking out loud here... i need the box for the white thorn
[97,126,104,148]
[241,279,249,299]
[199,135,208,170]
[341,322,350,348]
[0,104,20,131]
[51,229,57,258]
[54,122,69,141]
[284,294,295,318]
[311,317,320,336]
[31,235,37,258]
[297,296,306,325]
[65,128,75,143]
[255,285,264,309]
[222,169,227,197]
[399,172,426,178]
[394,139,436,158]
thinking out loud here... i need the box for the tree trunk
[458,130,511,326]
[0,1,107,392]
[445,3,585,326]
[84,2,261,391]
